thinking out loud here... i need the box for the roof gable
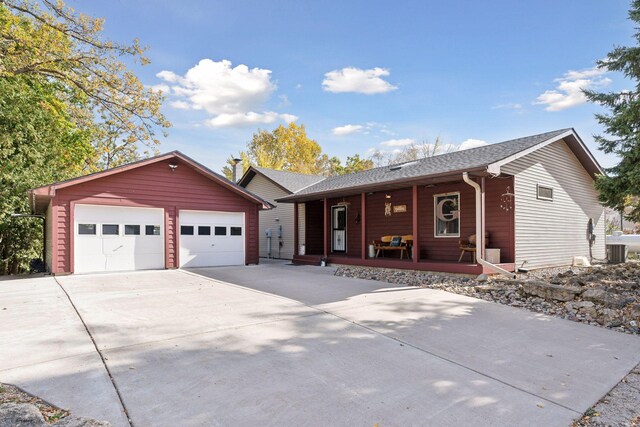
[238,166,325,194]
[29,151,272,211]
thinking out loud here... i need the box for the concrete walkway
[2,262,639,426]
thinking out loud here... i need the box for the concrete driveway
[1,261,639,426]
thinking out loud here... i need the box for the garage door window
[230,227,242,236]
[102,224,119,236]
[125,225,141,235]
[214,226,227,236]
[145,225,161,235]
[181,225,194,235]
[198,226,211,235]
[78,224,96,235]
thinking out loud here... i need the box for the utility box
[485,248,500,264]
[607,244,627,264]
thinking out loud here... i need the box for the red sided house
[280,129,606,275]
[28,151,271,274]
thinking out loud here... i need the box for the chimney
[231,158,242,182]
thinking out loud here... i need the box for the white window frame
[536,184,554,201]
[434,192,460,238]
[101,224,121,237]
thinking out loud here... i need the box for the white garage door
[179,210,245,268]
[74,204,165,274]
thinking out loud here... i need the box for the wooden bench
[373,235,413,259]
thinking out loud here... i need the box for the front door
[332,205,347,252]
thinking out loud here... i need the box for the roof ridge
[253,166,324,178]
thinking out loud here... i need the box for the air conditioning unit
[607,244,627,264]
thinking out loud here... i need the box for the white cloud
[459,139,487,150]
[170,100,191,110]
[534,66,611,111]
[157,58,295,127]
[207,112,297,128]
[149,83,170,94]
[277,94,291,108]
[381,138,415,147]
[322,67,398,94]
[491,103,523,112]
[332,124,364,136]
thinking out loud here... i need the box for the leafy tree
[369,137,453,166]
[326,154,374,176]
[0,0,170,168]
[584,0,640,222]
[222,123,376,180]
[223,123,324,178]
[0,76,92,274]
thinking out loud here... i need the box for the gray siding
[502,139,605,269]
[298,203,306,250]
[244,174,296,259]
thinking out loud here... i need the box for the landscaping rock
[54,416,111,427]
[0,403,46,427]
[582,288,607,301]
[521,280,582,302]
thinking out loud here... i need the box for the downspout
[462,172,515,278]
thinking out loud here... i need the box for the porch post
[480,177,486,259]
[323,197,328,257]
[412,185,419,263]
[361,192,366,259]
[294,202,299,256]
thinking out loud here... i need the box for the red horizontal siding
[303,177,515,267]
[51,158,261,273]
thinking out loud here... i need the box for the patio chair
[458,233,489,263]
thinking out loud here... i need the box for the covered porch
[291,173,517,275]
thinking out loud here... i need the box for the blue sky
[72,1,632,172]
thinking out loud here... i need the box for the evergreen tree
[585,0,640,221]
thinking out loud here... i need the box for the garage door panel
[74,205,165,274]
[179,210,245,268]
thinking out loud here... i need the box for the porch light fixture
[168,163,179,171]
[425,184,435,188]
[385,194,392,199]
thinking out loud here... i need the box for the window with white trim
[434,192,460,237]
[537,185,553,201]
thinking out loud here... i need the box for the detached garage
[28,151,271,274]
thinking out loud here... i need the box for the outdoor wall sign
[392,204,407,213]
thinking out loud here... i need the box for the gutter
[462,172,516,279]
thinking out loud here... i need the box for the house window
[537,185,553,201]
[102,224,119,236]
[230,227,242,236]
[215,226,227,236]
[78,224,96,235]
[125,225,140,235]
[145,225,161,235]
[180,225,194,235]
[434,192,460,237]
[198,226,211,235]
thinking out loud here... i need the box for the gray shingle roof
[283,129,572,199]
[251,167,325,193]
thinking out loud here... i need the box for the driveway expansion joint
[53,277,134,427]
